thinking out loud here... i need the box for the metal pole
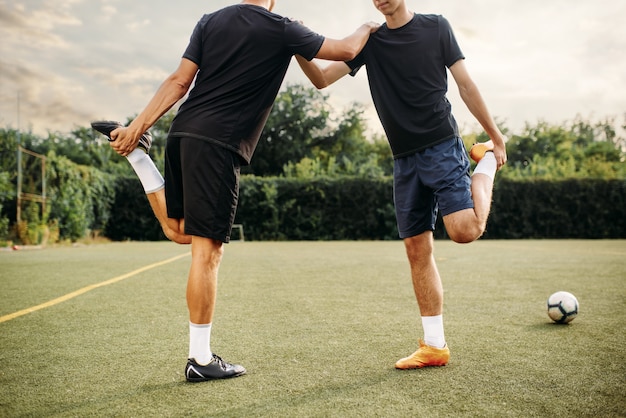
[16,92,22,224]
[41,156,46,220]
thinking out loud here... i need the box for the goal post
[16,145,46,223]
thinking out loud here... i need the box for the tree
[249,84,393,178]
[314,105,392,177]
[247,84,333,176]
[502,116,626,179]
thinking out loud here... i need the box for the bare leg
[184,236,246,378]
[187,236,223,324]
[116,147,192,244]
[146,189,191,244]
[394,230,450,368]
[404,231,443,316]
[443,173,494,244]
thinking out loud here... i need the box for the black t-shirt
[169,4,325,164]
[347,14,465,158]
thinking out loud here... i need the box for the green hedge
[99,177,625,241]
[105,177,165,241]
[235,177,398,240]
[46,153,116,241]
[487,178,626,239]
[234,177,626,241]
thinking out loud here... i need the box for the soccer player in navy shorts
[296,0,507,369]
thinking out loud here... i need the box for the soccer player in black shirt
[100,0,378,381]
[297,0,507,370]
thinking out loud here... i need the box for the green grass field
[1,240,625,417]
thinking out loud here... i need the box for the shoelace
[211,354,229,370]
[138,134,152,153]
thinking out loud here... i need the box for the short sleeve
[346,50,366,77]
[284,19,325,61]
[438,16,464,68]
[182,16,208,65]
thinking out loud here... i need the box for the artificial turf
[1,240,624,417]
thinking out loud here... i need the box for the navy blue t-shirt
[347,14,464,158]
[169,5,324,164]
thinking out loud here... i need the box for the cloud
[0,0,113,133]
[36,0,83,30]
[0,58,93,133]
[126,19,151,33]
[1,0,82,31]
[0,1,77,49]
[1,0,625,137]
[0,3,29,28]
[81,66,167,86]
[100,5,117,21]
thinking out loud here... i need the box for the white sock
[126,149,165,194]
[422,315,446,349]
[189,322,213,365]
[472,152,497,181]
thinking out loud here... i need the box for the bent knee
[403,231,435,261]
[163,228,191,245]
[171,234,192,245]
[446,225,484,244]
[443,210,487,243]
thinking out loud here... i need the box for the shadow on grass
[40,380,183,417]
[531,321,571,327]
[44,369,423,416]
[205,367,442,416]
[526,321,577,332]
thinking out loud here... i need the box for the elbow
[171,76,192,92]
[305,72,331,89]
[168,73,193,94]
[329,43,358,62]
[312,79,330,90]
[176,80,192,93]
[317,39,358,61]
[339,46,359,62]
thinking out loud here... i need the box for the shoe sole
[186,369,246,382]
[469,142,494,163]
[91,120,122,141]
[395,361,448,370]
[91,120,151,153]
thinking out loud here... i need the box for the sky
[1,0,625,139]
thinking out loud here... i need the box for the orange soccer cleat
[395,339,450,369]
[469,140,494,163]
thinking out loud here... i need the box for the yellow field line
[0,252,190,324]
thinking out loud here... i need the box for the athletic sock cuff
[472,152,497,180]
[126,150,165,194]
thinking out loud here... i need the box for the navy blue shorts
[165,137,240,243]
[393,136,473,239]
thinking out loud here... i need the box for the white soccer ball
[547,291,579,324]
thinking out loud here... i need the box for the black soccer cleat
[90,120,152,154]
[185,354,246,382]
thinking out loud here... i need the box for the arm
[449,59,507,168]
[295,56,352,89]
[294,21,378,89]
[110,57,199,156]
[315,22,379,62]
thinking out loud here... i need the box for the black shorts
[165,137,240,243]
